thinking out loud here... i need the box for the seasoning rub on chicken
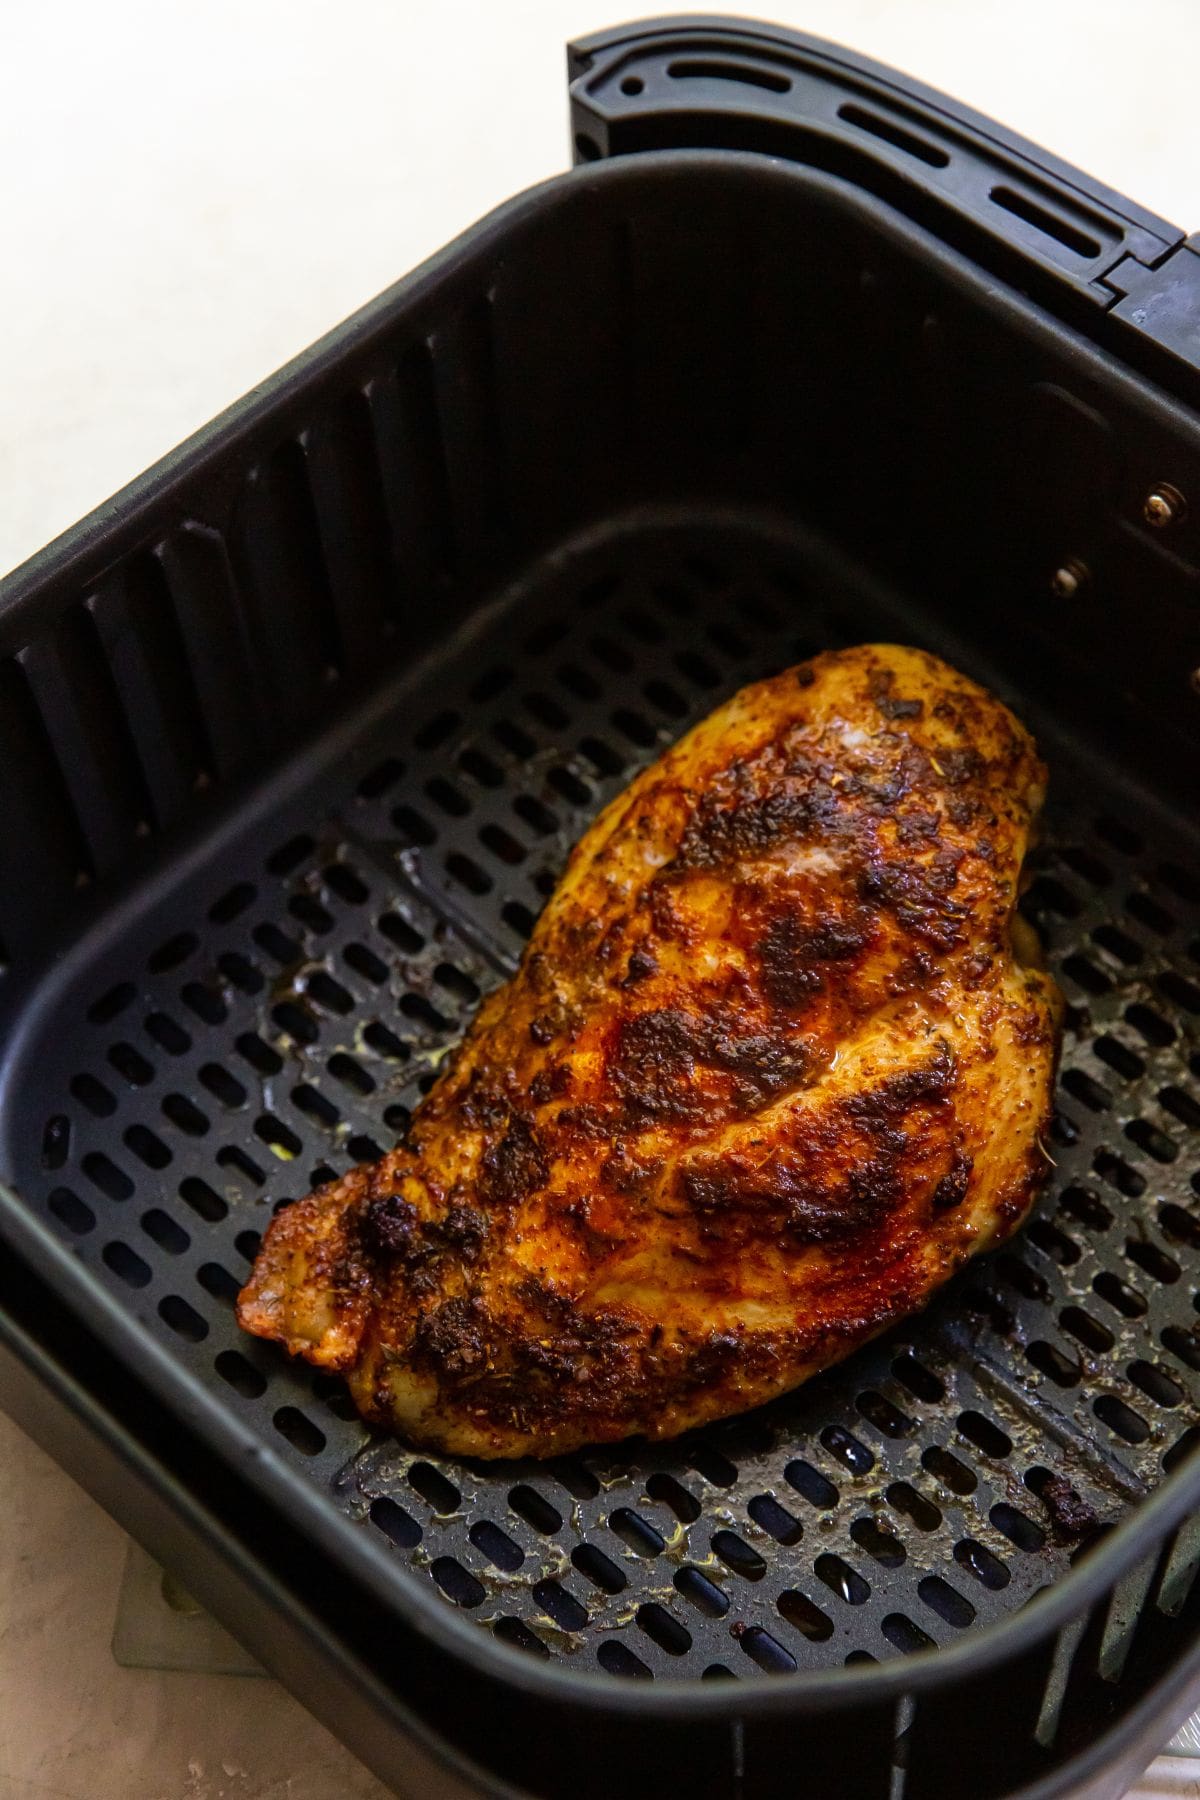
[239,644,1061,1458]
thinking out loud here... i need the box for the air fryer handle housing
[567,15,1198,344]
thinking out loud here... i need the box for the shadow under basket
[4,18,1200,1800]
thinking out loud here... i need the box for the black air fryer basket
[5,18,1200,1799]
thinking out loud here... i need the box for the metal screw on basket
[1050,561,1088,599]
[1144,484,1186,528]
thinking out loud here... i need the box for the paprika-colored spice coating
[238,644,1061,1457]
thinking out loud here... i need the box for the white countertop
[3,2,1200,1795]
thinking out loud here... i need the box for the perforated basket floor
[9,506,1200,1685]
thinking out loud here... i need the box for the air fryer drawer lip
[2,136,1200,1729]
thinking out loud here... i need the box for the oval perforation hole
[41,1114,70,1170]
[637,1602,691,1656]
[289,894,335,935]
[1126,889,1175,933]
[88,982,136,1024]
[814,1553,870,1606]
[686,1441,738,1487]
[82,1153,134,1201]
[954,1539,1010,1589]
[1164,1426,1200,1473]
[1026,1340,1082,1387]
[921,1446,976,1496]
[377,911,424,955]
[1026,1217,1080,1264]
[343,942,388,985]
[162,1093,209,1137]
[501,900,537,940]
[886,1482,942,1532]
[253,923,303,967]
[1092,924,1142,966]
[1125,1118,1178,1164]
[48,1188,95,1235]
[1128,1359,1185,1407]
[493,1616,549,1659]
[108,1042,154,1086]
[368,1494,421,1549]
[1060,1305,1115,1353]
[266,834,314,877]
[1163,1324,1200,1371]
[1125,1002,1175,1046]
[1159,971,1200,1014]
[572,1543,627,1594]
[445,852,492,895]
[737,1627,797,1674]
[882,1614,935,1655]
[1091,1269,1147,1324]
[123,1124,172,1170]
[1093,1036,1145,1082]
[850,1517,905,1568]
[457,747,504,789]
[346,1133,385,1164]
[408,1462,460,1513]
[196,1262,241,1305]
[356,759,408,802]
[1059,1185,1113,1232]
[141,1208,188,1254]
[236,1031,283,1074]
[148,931,199,974]
[361,1021,408,1061]
[431,1557,485,1609]
[216,1144,266,1189]
[254,1116,303,1161]
[891,1353,945,1403]
[610,1508,665,1557]
[1062,955,1111,995]
[1061,1068,1110,1112]
[674,1566,729,1617]
[776,1590,833,1641]
[820,1424,874,1474]
[214,1349,267,1397]
[995,1253,1048,1299]
[292,1084,341,1129]
[467,1521,521,1570]
[547,765,592,806]
[326,1052,375,1096]
[425,777,470,820]
[856,1391,913,1438]
[508,1485,561,1535]
[989,1502,1045,1553]
[645,1472,701,1523]
[178,1177,226,1222]
[529,1579,587,1632]
[918,1575,975,1628]
[711,1530,766,1580]
[785,1459,838,1510]
[209,881,257,923]
[272,1407,325,1456]
[747,1494,803,1545]
[1094,1394,1151,1442]
[181,982,227,1025]
[159,1294,207,1341]
[597,1640,652,1680]
[70,1073,118,1116]
[1125,1237,1180,1284]
[102,1241,151,1287]
[956,1411,1012,1458]
[198,1064,247,1108]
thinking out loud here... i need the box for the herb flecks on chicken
[239,645,1061,1457]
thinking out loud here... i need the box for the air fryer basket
[4,18,1200,1800]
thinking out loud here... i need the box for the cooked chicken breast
[239,644,1061,1458]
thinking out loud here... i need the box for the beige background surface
[2,2,1200,1795]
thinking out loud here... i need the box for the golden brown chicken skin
[239,644,1061,1458]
